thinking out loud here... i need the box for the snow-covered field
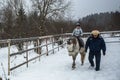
[0,37,120,80]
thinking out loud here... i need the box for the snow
[0,37,120,80]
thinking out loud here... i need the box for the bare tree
[1,1,15,38]
[31,0,70,35]
[5,0,25,16]
[15,3,27,38]
[2,0,28,38]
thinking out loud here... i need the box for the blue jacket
[85,35,106,54]
[72,28,83,37]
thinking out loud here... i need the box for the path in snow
[11,42,120,80]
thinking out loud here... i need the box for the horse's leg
[80,52,86,65]
[80,48,86,65]
[72,55,77,69]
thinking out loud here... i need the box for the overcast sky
[70,0,120,19]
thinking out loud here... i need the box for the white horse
[67,37,86,69]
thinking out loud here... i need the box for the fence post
[7,39,11,80]
[57,36,59,51]
[58,40,59,51]
[46,38,48,56]
[37,39,40,61]
[52,37,54,54]
[26,42,28,67]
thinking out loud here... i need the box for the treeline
[0,0,73,39]
[0,0,120,39]
[81,11,120,32]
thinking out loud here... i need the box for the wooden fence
[0,33,72,80]
[0,30,120,80]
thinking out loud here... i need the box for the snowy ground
[0,37,120,80]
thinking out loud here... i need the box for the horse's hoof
[81,63,84,66]
[81,61,84,65]
[72,66,76,70]
[72,65,76,69]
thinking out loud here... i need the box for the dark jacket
[85,35,106,54]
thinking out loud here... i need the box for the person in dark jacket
[85,30,106,71]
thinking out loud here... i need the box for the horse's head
[67,37,77,52]
[67,37,77,45]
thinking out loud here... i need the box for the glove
[103,52,106,56]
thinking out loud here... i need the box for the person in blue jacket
[72,23,84,48]
[85,30,106,71]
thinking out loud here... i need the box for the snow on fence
[0,30,120,80]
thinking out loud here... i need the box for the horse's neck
[75,38,79,49]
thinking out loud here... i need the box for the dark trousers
[88,52,101,70]
[76,36,84,47]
